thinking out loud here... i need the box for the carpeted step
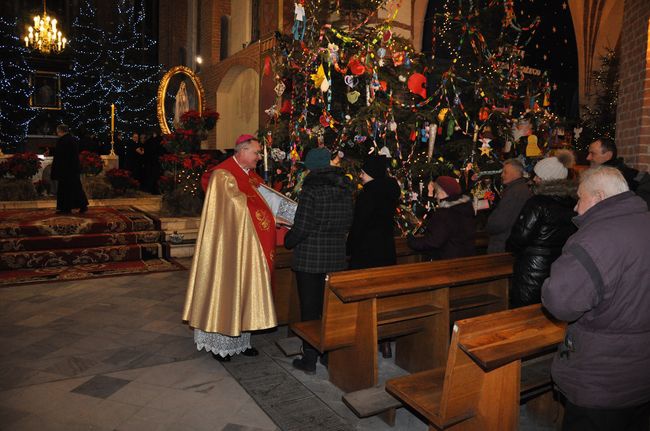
[0,258,182,286]
[0,231,163,252]
[0,243,164,270]
[0,207,158,238]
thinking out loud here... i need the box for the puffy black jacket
[506,180,577,307]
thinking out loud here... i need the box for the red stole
[202,157,276,273]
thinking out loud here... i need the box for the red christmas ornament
[280,99,292,114]
[348,57,366,76]
[409,129,417,141]
[407,73,427,98]
[379,81,388,92]
[479,106,490,121]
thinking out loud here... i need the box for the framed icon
[157,65,206,135]
[30,71,62,110]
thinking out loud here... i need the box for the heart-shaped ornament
[344,75,358,88]
[347,91,360,104]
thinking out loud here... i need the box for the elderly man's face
[237,140,262,170]
[587,140,613,167]
[501,163,522,185]
[575,184,602,216]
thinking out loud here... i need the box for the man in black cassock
[51,124,88,214]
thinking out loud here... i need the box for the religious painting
[157,65,205,134]
[29,71,61,110]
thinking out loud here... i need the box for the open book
[257,184,298,226]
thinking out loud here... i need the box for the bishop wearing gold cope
[182,134,277,361]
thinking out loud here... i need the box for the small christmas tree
[577,48,618,154]
[0,17,36,153]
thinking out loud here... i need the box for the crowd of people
[182,133,650,431]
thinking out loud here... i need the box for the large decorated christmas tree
[264,0,560,210]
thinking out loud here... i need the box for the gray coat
[486,177,531,253]
[541,191,650,409]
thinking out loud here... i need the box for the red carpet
[0,207,183,286]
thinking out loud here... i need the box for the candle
[111,104,115,132]
[473,122,478,143]
[427,124,437,160]
[263,141,268,172]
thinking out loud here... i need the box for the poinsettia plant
[79,151,104,175]
[105,168,139,191]
[0,152,42,179]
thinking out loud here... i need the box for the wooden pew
[274,233,490,325]
[289,253,514,392]
[386,304,565,430]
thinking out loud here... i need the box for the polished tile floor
[0,260,554,430]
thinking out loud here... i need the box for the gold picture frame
[157,65,206,135]
[29,71,62,110]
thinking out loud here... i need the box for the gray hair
[580,166,629,199]
[56,124,70,134]
[503,158,525,174]
[234,138,258,154]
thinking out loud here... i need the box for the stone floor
[0,260,556,430]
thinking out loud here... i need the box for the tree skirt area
[0,207,184,286]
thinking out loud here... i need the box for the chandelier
[23,0,67,54]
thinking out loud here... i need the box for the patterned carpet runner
[0,207,182,286]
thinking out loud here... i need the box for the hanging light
[22,0,68,54]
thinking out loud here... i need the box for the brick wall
[616,0,650,171]
[158,0,189,69]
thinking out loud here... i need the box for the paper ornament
[383,30,392,43]
[480,143,492,156]
[264,105,279,117]
[320,77,330,92]
[398,75,406,82]
[437,108,449,122]
[274,81,286,97]
[407,73,427,98]
[347,91,360,104]
[377,47,387,59]
[344,75,358,88]
[328,43,339,62]
[388,120,398,131]
[311,64,326,88]
[378,146,392,157]
[526,135,542,157]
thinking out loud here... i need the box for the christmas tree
[103,0,161,133]
[0,17,36,153]
[577,48,618,153]
[266,0,551,183]
[62,0,111,136]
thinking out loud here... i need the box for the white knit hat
[534,157,568,181]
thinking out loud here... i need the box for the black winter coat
[285,167,354,273]
[407,195,476,260]
[506,180,577,307]
[347,176,400,269]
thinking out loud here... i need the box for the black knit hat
[362,155,388,179]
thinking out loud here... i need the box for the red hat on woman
[435,176,461,197]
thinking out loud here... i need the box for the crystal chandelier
[23,0,68,54]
